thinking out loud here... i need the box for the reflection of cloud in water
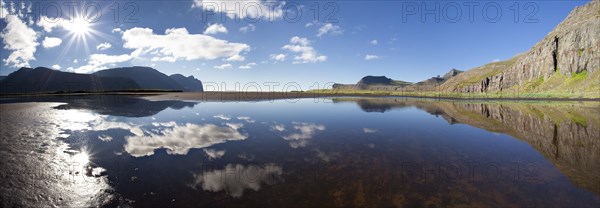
[213,114,231,120]
[236,116,255,123]
[362,128,377,133]
[283,122,325,148]
[56,110,144,137]
[204,148,226,159]
[190,164,282,198]
[98,135,112,142]
[225,122,244,130]
[270,124,285,132]
[125,123,247,157]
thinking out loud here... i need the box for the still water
[0,96,598,207]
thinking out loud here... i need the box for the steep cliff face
[443,0,600,96]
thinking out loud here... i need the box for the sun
[63,17,91,36]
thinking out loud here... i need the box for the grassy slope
[322,64,599,99]
[438,56,519,91]
[508,68,600,98]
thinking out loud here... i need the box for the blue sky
[0,0,589,90]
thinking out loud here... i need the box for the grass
[502,69,599,98]
[307,88,598,99]
[452,58,517,89]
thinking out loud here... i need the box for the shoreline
[2,91,598,102]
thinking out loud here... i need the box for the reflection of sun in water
[57,109,97,131]
[71,151,90,166]
[63,17,91,37]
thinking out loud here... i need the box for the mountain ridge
[0,66,204,94]
[332,68,462,91]
[440,0,599,97]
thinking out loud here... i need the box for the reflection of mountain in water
[335,97,600,196]
[334,98,412,113]
[1,95,197,117]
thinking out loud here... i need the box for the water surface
[1,96,598,207]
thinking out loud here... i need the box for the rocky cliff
[441,0,600,97]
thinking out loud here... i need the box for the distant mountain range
[333,68,463,91]
[334,0,599,98]
[0,66,203,94]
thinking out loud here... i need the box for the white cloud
[226,54,245,62]
[282,36,326,64]
[1,9,38,68]
[370,39,378,45]
[74,54,132,73]
[0,1,7,19]
[238,62,256,69]
[269,53,286,62]
[365,54,380,60]
[42,37,62,48]
[111,28,122,34]
[124,123,247,157]
[190,164,282,198]
[305,22,314,27]
[51,64,61,70]
[192,0,284,21]
[96,42,112,50]
[316,23,343,37]
[122,27,250,62]
[73,59,78,63]
[491,59,501,63]
[36,16,63,32]
[282,122,325,148]
[214,63,232,70]
[203,23,228,35]
[239,24,256,33]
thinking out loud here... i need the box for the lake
[0,95,598,207]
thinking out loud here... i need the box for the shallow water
[1,96,599,207]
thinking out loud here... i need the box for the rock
[444,0,599,94]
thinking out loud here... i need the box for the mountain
[93,66,184,91]
[402,68,463,91]
[333,76,412,91]
[357,76,393,85]
[440,0,600,97]
[0,66,205,94]
[443,68,462,80]
[332,69,461,91]
[0,76,6,81]
[0,67,139,94]
[169,74,204,92]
